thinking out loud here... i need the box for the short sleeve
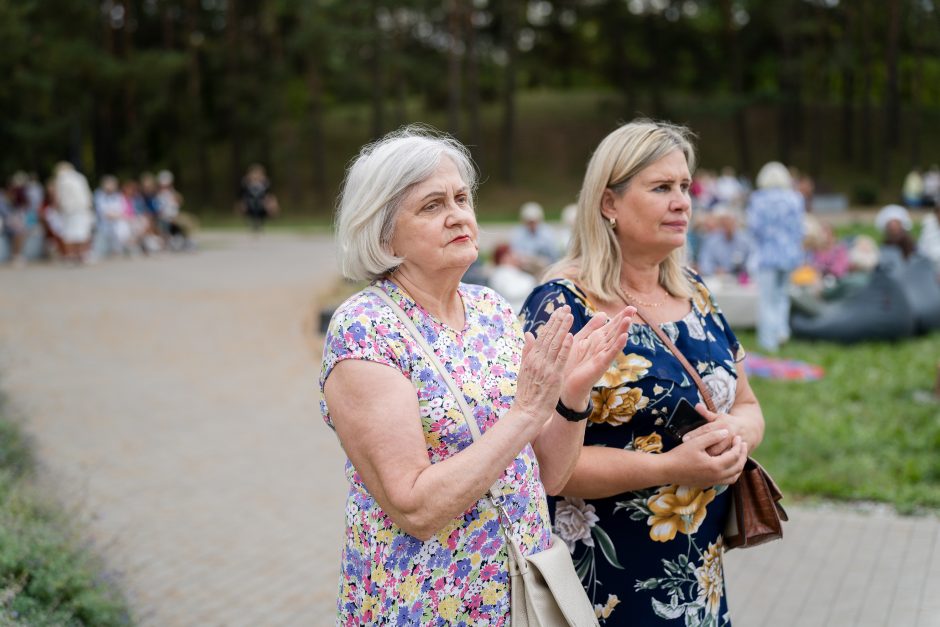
[687,269,744,366]
[319,291,411,428]
[520,280,594,337]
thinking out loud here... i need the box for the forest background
[2,0,940,219]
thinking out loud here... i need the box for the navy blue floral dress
[521,273,744,626]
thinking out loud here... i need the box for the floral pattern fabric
[521,273,743,626]
[320,278,552,626]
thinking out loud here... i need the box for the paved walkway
[0,231,937,626]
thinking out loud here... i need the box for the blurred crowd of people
[479,162,940,352]
[0,164,193,267]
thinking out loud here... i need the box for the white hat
[520,201,544,222]
[875,204,912,232]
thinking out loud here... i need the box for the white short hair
[875,204,912,232]
[756,161,792,190]
[335,125,478,281]
[520,201,544,222]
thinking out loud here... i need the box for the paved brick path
[0,233,347,626]
[0,230,937,626]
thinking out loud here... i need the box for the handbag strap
[365,286,529,572]
[632,305,717,414]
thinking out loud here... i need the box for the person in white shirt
[488,243,536,313]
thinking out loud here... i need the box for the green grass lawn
[734,329,940,514]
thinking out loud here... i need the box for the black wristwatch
[555,397,594,422]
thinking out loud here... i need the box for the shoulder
[461,282,516,318]
[326,287,400,342]
[520,277,595,332]
[684,268,719,311]
[530,278,591,309]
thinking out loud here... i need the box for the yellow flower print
[693,282,715,315]
[463,380,484,402]
[695,539,724,617]
[499,378,516,397]
[482,582,506,606]
[371,564,388,587]
[633,432,663,453]
[599,353,653,387]
[438,596,460,621]
[362,594,379,618]
[590,386,649,426]
[400,574,420,601]
[594,594,621,620]
[646,484,717,542]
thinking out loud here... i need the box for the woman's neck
[389,266,465,328]
[619,259,663,295]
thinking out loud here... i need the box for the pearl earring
[609,217,616,228]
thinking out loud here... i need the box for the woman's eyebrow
[417,185,469,202]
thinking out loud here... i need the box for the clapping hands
[560,306,636,411]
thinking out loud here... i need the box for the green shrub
[0,411,131,626]
[0,414,32,479]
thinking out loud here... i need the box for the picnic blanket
[744,353,824,381]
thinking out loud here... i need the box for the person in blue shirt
[696,209,751,278]
[745,162,806,352]
[510,201,560,275]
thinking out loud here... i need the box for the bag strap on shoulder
[365,286,529,570]
[632,305,717,413]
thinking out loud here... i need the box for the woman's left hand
[684,403,753,456]
[559,305,636,410]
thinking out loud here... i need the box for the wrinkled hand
[560,306,635,411]
[683,403,750,456]
[515,306,574,427]
[664,428,748,487]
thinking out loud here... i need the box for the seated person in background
[509,201,559,275]
[848,235,880,273]
[556,203,578,253]
[714,165,746,209]
[488,243,536,313]
[902,168,925,207]
[686,209,717,268]
[923,165,940,207]
[94,175,133,256]
[918,204,940,274]
[696,209,750,278]
[806,221,850,281]
[875,204,916,261]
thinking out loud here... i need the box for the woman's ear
[600,188,618,221]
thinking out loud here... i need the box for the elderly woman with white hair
[746,161,806,352]
[521,120,758,626]
[320,126,633,624]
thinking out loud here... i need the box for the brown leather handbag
[634,307,787,550]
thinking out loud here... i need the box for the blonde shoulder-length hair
[549,119,697,303]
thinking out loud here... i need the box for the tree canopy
[2,0,939,213]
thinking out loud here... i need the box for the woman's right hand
[513,305,574,430]
[662,429,748,488]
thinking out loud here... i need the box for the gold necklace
[620,285,666,308]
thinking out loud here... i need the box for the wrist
[559,390,590,413]
[555,396,593,422]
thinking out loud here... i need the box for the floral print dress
[320,279,552,626]
[521,273,744,627]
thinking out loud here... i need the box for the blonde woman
[521,120,762,626]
